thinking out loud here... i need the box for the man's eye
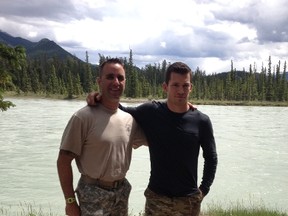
[183,84,191,88]
[117,76,125,81]
[105,74,125,81]
[170,83,191,89]
[106,75,115,80]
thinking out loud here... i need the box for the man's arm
[57,149,81,216]
[199,117,218,196]
[86,92,100,106]
[86,91,139,116]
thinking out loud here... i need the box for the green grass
[0,203,58,216]
[203,201,288,216]
[204,208,287,216]
[1,202,287,216]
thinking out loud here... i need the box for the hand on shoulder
[86,92,102,106]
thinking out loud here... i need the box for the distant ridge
[0,30,77,60]
[0,31,33,47]
[0,30,287,79]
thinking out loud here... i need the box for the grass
[1,202,287,216]
[204,204,288,216]
[0,202,57,216]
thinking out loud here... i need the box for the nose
[177,86,185,93]
[112,77,120,84]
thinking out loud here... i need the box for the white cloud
[0,0,287,74]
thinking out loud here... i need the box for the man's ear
[96,77,100,85]
[162,82,168,92]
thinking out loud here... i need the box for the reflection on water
[0,98,287,214]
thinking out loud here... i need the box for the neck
[101,98,119,110]
[166,101,189,113]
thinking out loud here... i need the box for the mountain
[1,30,287,79]
[0,30,77,60]
[0,31,33,48]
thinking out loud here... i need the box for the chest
[86,112,134,148]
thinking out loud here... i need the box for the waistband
[80,175,125,190]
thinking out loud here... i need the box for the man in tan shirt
[57,58,146,216]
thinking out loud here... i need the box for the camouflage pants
[76,178,131,216]
[144,188,203,216]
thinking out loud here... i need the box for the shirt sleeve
[199,115,218,195]
[132,123,148,149]
[60,114,84,156]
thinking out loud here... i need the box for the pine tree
[0,44,26,111]
[281,61,287,101]
[266,56,274,101]
[66,70,74,99]
[125,49,138,97]
[82,51,93,93]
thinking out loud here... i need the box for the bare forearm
[57,151,80,216]
[57,151,76,199]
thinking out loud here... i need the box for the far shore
[3,91,288,107]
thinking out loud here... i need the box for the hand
[86,92,101,106]
[65,202,81,216]
[188,102,197,110]
[198,188,205,199]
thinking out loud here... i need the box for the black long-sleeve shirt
[122,101,218,197]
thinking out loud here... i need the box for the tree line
[1,42,288,111]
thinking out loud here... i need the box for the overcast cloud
[0,0,287,74]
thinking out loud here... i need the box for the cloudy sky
[0,0,287,74]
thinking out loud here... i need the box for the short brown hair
[99,58,125,76]
[165,62,192,84]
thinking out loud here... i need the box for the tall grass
[0,202,59,216]
[203,202,288,216]
[0,202,287,216]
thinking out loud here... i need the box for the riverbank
[0,203,287,216]
[3,91,288,106]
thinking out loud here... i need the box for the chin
[176,97,187,102]
[111,96,121,101]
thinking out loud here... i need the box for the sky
[0,0,288,74]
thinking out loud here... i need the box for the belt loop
[81,175,125,190]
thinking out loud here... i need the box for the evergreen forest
[1,42,288,111]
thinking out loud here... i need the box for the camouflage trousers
[75,178,131,216]
[144,188,204,216]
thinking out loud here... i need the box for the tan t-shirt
[60,104,146,181]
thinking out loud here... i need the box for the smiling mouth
[109,88,122,95]
[110,88,121,92]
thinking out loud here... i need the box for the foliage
[0,93,15,111]
[1,42,288,110]
[0,43,26,111]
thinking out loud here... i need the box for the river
[0,98,287,215]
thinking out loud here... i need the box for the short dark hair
[99,58,125,76]
[165,62,192,84]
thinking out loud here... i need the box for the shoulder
[117,107,133,118]
[74,105,96,116]
[189,108,211,121]
[137,100,165,111]
[72,105,104,122]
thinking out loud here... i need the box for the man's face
[97,63,126,102]
[163,72,192,106]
